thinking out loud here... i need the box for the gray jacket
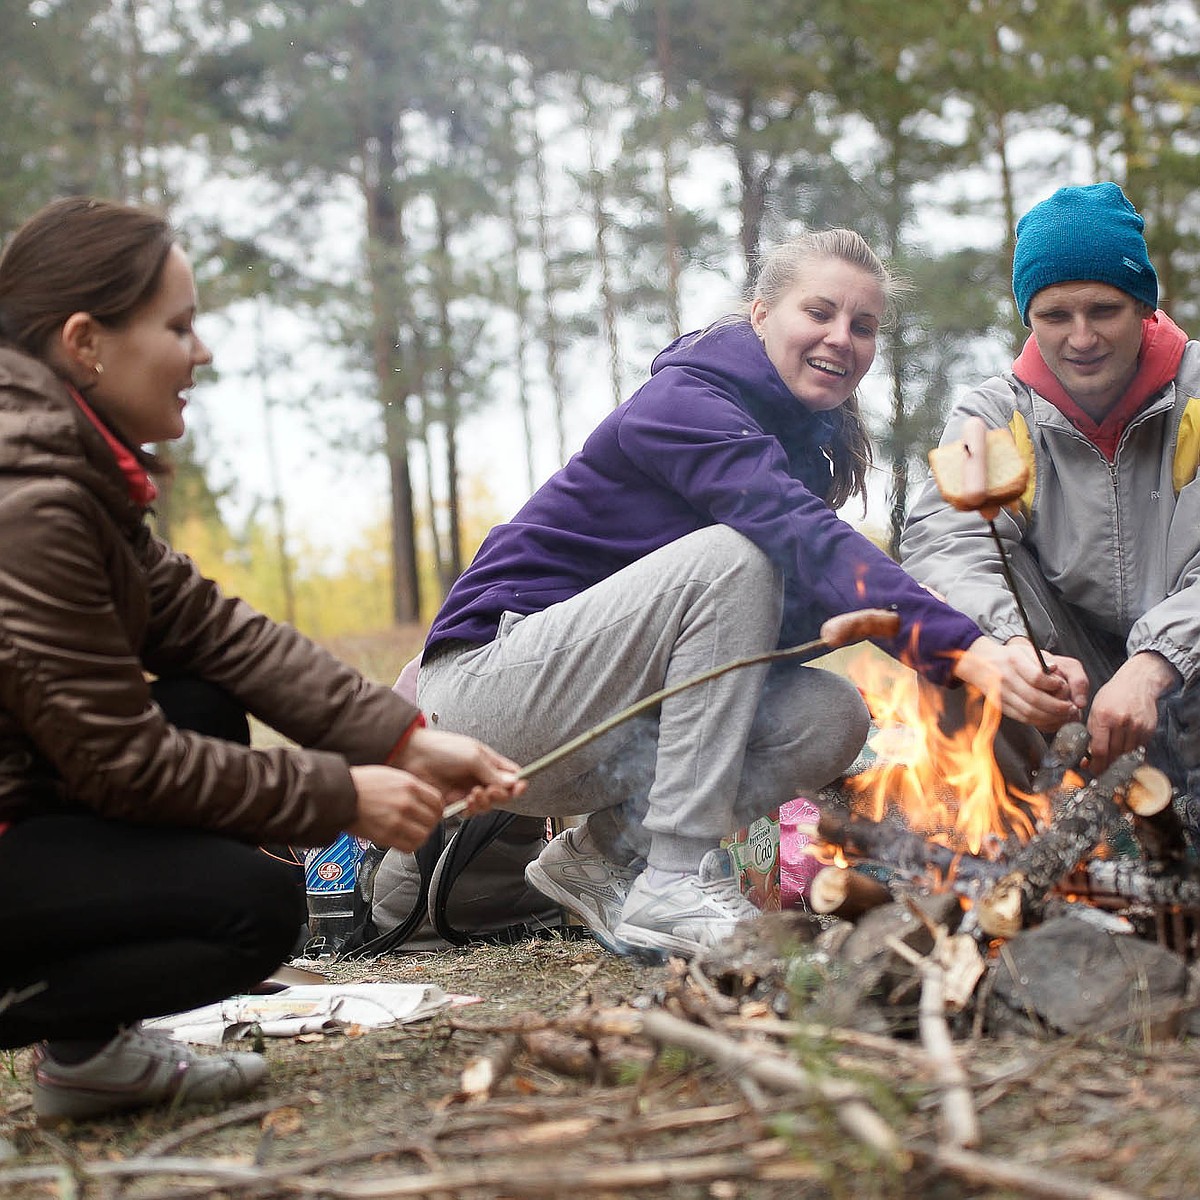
[900,341,1200,684]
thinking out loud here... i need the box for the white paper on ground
[143,983,463,1046]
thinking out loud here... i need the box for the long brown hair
[751,229,901,511]
[0,196,177,471]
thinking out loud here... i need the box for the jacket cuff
[386,712,427,766]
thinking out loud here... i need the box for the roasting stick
[984,523,1052,674]
[441,606,902,820]
[932,416,1051,674]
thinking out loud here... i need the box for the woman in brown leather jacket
[0,197,523,1122]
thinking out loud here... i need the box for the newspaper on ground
[144,983,471,1046]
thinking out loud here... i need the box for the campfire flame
[840,648,1050,856]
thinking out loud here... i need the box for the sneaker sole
[612,920,709,960]
[524,861,635,957]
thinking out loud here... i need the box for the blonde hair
[750,228,899,510]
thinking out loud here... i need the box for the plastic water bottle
[304,834,365,954]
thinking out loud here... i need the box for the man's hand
[1086,651,1180,772]
[953,636,1090,731]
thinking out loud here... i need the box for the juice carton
[722,809,780,912]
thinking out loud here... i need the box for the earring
[94,363,104,376]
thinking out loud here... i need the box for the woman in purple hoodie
[419,229,1085,959]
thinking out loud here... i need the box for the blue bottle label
[305,834,364,896]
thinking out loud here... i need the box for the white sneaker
[613,848,760,959]
[525,828,640,955]
[32,1026,267,1121]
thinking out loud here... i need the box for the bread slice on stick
[928,417,1028,514]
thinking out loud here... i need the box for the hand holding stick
[440,607,901,820]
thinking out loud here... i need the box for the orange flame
[840,646,1049,855]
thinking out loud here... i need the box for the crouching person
[0,197,522,1121]
[902,182,1200,799]
[418,229,1079,961]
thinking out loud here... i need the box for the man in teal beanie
[901,182,1200,822]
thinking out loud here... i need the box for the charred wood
[1030,721,1089,794]
[974,751,1143,938]
[805,812,1007,898]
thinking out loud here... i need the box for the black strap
[337,824,446,959]
[428,810,521,946]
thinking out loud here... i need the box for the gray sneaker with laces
[525,827,640,955]
[613,847,760,959]
[32,1025,267,1121]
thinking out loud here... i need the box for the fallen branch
[0,1143,817,1197]
[718,1016,930,1065]
[292,1137,817,1196]
[923,1142,1147,1200]
[627,1007,903,1161]
[138,1093,313,1159]
[886,935,980,1149]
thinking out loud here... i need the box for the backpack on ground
[338,810,563,956]
[337,653,563,957]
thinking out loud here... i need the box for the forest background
[3,0,1197,645]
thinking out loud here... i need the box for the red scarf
[68,386,158,507]
[1012,311,1188,461]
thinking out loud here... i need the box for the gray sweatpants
[418,525,869,872]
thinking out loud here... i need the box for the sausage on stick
[441,607,901,818]
[928,417,1051,674]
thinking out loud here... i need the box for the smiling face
[749,257,883,413]
[1027,281,1149,421]
[86,245,212,445]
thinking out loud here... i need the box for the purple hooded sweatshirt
[427,321,982,685]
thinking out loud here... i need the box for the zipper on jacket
[1108,459,1127,626]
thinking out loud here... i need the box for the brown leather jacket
[0,346,417,845]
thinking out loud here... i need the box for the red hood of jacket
[1012,311,1188,461]
[68,386,158,507]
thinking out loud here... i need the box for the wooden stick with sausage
[441,607,901,817]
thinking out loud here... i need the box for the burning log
[804,811,1006,898]
[808,866,893,919]
[974,751,1144,938]
[1077,859,1200,909]
[1030,721,1089,794]
[1120,765,1187,868]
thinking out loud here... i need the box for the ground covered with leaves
[2,931,1200,1199]
[4,628,1200,1198]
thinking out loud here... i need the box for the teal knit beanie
[1012,181,1158,325]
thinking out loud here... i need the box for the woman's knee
[821,675,871,776]
[692,524,778,586]
[200,844,306,971]
[243,851,307,936]
[767,668,869,784]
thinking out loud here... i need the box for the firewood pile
[787,725,1200,1049]
[6,725,1198,1197]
